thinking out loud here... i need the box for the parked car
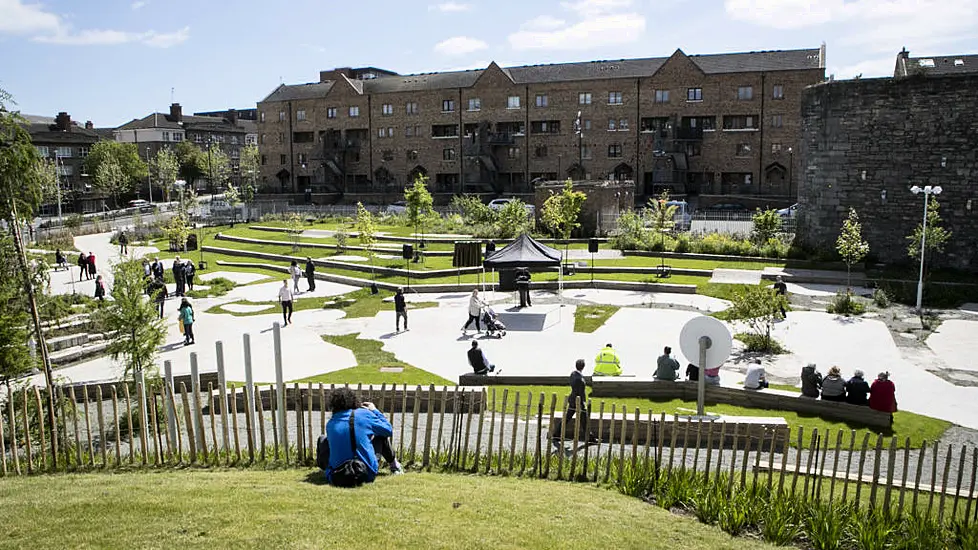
[777,203,799,218]
[705,203,748,212]
[127,199,153,213]
[488,198,535,216]
[385,201,407,215]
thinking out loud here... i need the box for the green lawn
[574,304,620,332]
[0,469,775,550]
[295,333,453,386]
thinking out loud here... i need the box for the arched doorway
[275,169,291,193]
[612,163,633,182]
[764,163,787,195]
[566,163,585,181]
[407,165,427,185]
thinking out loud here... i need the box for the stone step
[47,332,104,353]
[50,341,111,368]
[43,316,95,338]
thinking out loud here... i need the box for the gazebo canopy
[483,233,561,269]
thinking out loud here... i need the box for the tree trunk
[8,201,59,468]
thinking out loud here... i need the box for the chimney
[227,108,238,125]
[169,103,183,122]
[55,112,71,131]
[85,121,94,130]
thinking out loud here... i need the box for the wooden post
[306,383,314,462]
[163,361,177,455]
[753,432,763,489]
[111,386,121,466]
[508,391,520,474]
[257,386,267,462]
[740,426,752,490]
[472,389,486,472]
[179,382,196,464]
[568,396,580,481]
[8,386,20,474]
[841,430,856,502]
[534,393,544,478]
[435,387,447,468]
[778,427,791,495]
[423,385,435,469]
[854,432,871,511]
[898,437,911,518]
[409,385,421,467]
[656,412,666,473]
[883,436,898,511]
[57,387,70,472]
[928,441,939,517]
[680,418,691,471]
[497,389,508,475]
[398,384,408,458]
[69,386,80,469]
[704,420,715,481]
[593,401,605,484]
[167,383,182,463]
[631,408,640,471]
[461,389,476,470]
[802,430,817,500]
[208,382,219,465]
[215,346,230,464]
[294,383,303,465]
[545,394,557,479]
[555,393,565,480]
[82,387,94,467]
[122,383,134,464]
[938,444,953,524]
[244,383,255,465]
[231,386,241,463]
[829,430,843,501]
[520,392,532,476]
[965,447,977,526]
[953,445,967,521]
[604,403,616,484]
[765,427,776,492]
[728,424,740,497]
[22,388,33,474]
[270,385,279,461]
[815,430,830,499]
[667,413,678,474]
[0,388,6,475]
[95,386,106,468]
[868,434,884,509]
[617,415,626,487]
[486,388,499,474]
[136,380,149,465]
[791,427,805,497]
[149,393,161,466]
[33,387,47,471]
[714,422,727,486]
[692,418,702,474]
[643,410,653,472]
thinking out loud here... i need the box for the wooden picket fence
[1,378,976,525]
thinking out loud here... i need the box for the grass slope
[0,470,775,550]
[574,304,620,333]
[295,333,454,386]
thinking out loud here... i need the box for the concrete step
[50,341,111,368]
[47,332,104,353]
[43,316,95,338]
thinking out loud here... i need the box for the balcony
[675,126,704,141]
[488,133,516,145]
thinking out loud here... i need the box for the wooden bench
[458,374,593,387]
[64,372,220,402]
[590,379,893,429]
[204,384,484,414]
[548,410,789,451]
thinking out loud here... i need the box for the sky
[1,0,976,128]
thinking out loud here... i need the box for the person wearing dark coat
[515,267,532,308]
[844,370,871,406]
[152,257,164,280]
[800,363,822,398]
[149,277,168,319]
[305,257,316,292]
[94,275,106,302]
[77,252,88,281]
[551,359,598,446]
[86,252,97,278]
[172,257,186,296]
[118,232,129,255]
[184,260,196,291]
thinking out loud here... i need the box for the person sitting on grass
[820,366,847,402]
[467,341,496,375]
[317,387,402,487]
[654,346,680,381]
[845,369,871,406]
[744,359,769,390]
[800,363,822,398]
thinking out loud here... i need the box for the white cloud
[724,0,978,53]
[429,2,471,12]
[131,1,147,10]
[508,0,646,50]
[0,0,188,47]
[434,35,488,56]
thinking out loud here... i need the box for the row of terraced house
[256,45,827,206]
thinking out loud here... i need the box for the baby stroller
[482,307,506,338]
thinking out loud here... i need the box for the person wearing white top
[289,260,303,294]
[744,359,769,390]
[278,279,294,325]
[461,289,486,334]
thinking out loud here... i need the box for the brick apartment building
[257,47,825,205]
[114,103,258,196]
[27,112,106,214]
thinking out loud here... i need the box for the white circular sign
[679,316,733,369]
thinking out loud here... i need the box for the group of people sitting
[801,364,897,413]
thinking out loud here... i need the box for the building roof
[27,123,100,140]
[907,54,978,76]
[260,47,823,103]
[116,112,255,133]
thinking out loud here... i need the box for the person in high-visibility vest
[593,343,622,376]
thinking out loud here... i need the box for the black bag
[327,410,370,488]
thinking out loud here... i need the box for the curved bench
[590,379,893,429]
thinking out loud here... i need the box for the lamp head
[932,186,943,195]
[910,185,922,195]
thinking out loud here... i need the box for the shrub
[850,508,897,550]
[760,237,789,259]
[751,208,782,244]
[736,332,788,354]
[827,290,865,316]
[762,494,803,545]
[494,199,533,239]
[727,285,788,353]
[610,210,646,251]
[187,277,235,299]
[717,490,751,536]
[896,512,945,550]
[872,287,890,308]
[804,501,849,550]
[335,231,348,251]
[673,234,691,254]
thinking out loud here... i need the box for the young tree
[541,179,587,260]
[286,212,303,251]
[835,208,870,289]
[907,198,952,268]
[404,174,434,238]
[150,148,179,202]
[0,235,35,390]
[495,198,532,239]
[160,214,191,252]
[728,286,788,353]
[84,141,148,205]
[240,144,260,203]
[93,156,130,208]
[204,143,231,193]
[355,202,376,278]
[93,259,166,380]
[174,141,206,185]
[646,191,678,233]
[751,208,783,244]
[224,184,241,226]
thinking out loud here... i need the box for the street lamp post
[146,146,153,205]
[910,184,942,313]
[787,147,794,198]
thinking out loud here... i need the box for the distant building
[194,108,258,121]
[27,112,104,214]
[114,103,258,195]
[894,48,978,77]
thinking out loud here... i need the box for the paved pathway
[709,268,763,285]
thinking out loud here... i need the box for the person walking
[77,252,88,281]
[172,257,185,297]
[593,343,622,377]
[552,359,598,447]
[305,257,316,292]
[118,231,129,255]
[289,260,302,294]
[279,279,294,325]
[142,258,151,278]
[184,260,196,291]
[94,274,106,302]
[178,298,195,346]
[654,346,681,381]
[394,287,408,332]
[150,277,168,319]
[152,257,164,280]
[773,275,788,318]
[86,251,97,279]
[461,288,485,334]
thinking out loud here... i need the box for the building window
[327,107,337,119]
[406,102,419,115]
[497,121,525,136]
[442,99,455,113]
[535,94,548,107]
[279,111,286,121]
[378,128,387,138]
[173,133,183,142]
[349,106,360,117]
[682,116,716,131]
[293,132,314,143]
[507,96,521,109]
[260,134,265,144]
[535,146,548,158]
[722,115,758,131]
[618,119,629,131]
[607,119,617,131]
[382,149,394,161]
[162,131,171,142]
[58,164,73,176]
[654,90,670,103]
[78,147,89,158]
[406,150,419,161]
[296,110,306,121]
[581,145,592,160]
[432,124,459,138]
[640,117,670,133]
[279,154,287,165]
[36,145,49,157]
[530,120,560,134]
[277,132,284,143]
[584,119,591,131]
[507,147,520,159]
[737,86,754,100]
[608,144,622,158]
[231,136,238,145]
[772,84,785,99]
[608,91,623,105]
[405,126,414,137]
[261,155,267,166]
[579,92,592,105]
[297,153,307,164]
[771,143,783,153]
[382,103,393,115]
[771,115,784,128]
[244,134,256,145]
[194,134,203,143]
[467,98,481,111]
[443,148,456,161]
[687,88,703,101]
[736,143,752,156]
[259,112,265,122]
[685,142,702,157]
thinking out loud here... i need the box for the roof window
[954,59,965,66]
[918,58,935,68]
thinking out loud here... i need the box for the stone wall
[533,179,634,237]
[797,75,978,270]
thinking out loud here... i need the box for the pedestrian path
[709,268,763,285]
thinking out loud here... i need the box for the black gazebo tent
[483,234,563,301]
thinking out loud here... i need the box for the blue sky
[1,0,976,127]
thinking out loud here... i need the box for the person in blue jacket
[318,387,402,484]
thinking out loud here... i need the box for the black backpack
[319,410,369,488]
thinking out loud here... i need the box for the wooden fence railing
[1,326,976,526]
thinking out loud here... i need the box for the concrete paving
[710,268,763,285]
[557,288,730,312]
[927,320,978,373]
[223,280,358,302]
[330,255,369,262]
[786,282,874,298]
[222,303,275,313]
